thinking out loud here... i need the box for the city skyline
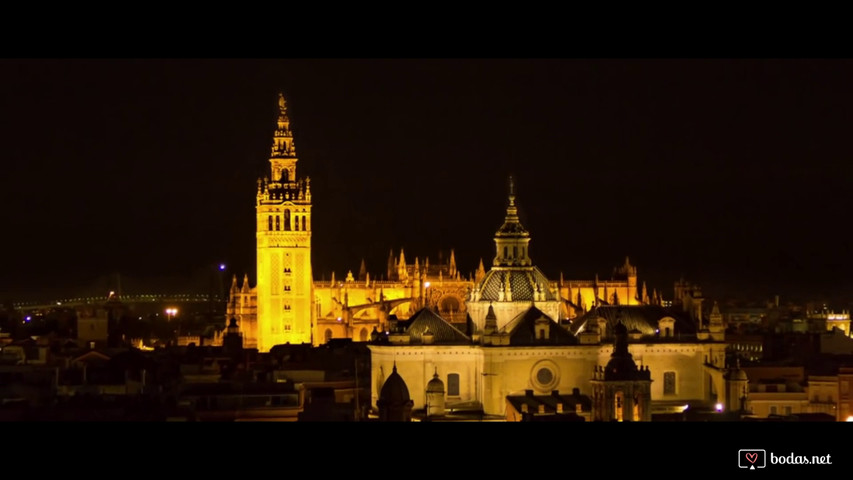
[3,59,852,304]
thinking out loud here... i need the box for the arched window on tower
[284,209,291,231]
[325,329,333,344]
[513,246,518,259]
[294,216,300,231]
[268,216,273,231]
[503,247,508,259]
[275,216,280,231]
[304,216,309,231]
[281,169,289,182]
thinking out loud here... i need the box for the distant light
[337,317,342,322]
[25,316,31,322]
[655,329,660,334]
[56,302,61,306]
[424,282,431,288]
[847,416,853,422]
[715,403,723,412]
[219,264,226,271]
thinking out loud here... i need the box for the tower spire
[271,93,296,159]
[493,175,531,267]
[358,258,367,282]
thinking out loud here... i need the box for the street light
[165,308,178,321]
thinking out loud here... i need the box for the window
[663,371,676,395]
[324,329,333,343]
[503,247,507,258]
[536,367,553,385]
[284,209,291,231]
[268,216,273,231]
[513,246,517,258]
[770,405,778,415]
[784,406,792,416]
[447,373,460,396]
[275,216,280,231]
[294,216,300,231]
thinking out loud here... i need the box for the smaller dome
[728,360,748,382]
[729,368,749,382]
[379,365,411,404]
[426,372,445,394]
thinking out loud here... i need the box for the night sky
[3,59,853,304]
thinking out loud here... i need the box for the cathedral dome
[476,267,556,302]
[379,365,411,405]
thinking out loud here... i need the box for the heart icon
[745,453,758,464]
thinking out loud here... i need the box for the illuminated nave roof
[571,305,698,339]
[389,308,471,345]
[498,306,578,346]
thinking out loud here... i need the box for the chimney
[525,389,534,397]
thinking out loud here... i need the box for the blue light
[219,264,226,271]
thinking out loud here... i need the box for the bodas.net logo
[739,449,767,469]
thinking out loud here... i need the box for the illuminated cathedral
[227,94,734,418]
[226,94,473,351]
[226,94,670,352]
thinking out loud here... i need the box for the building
[228,94,674,352]
[369,181,729,418]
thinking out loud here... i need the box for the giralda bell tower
[255,93,313,351]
